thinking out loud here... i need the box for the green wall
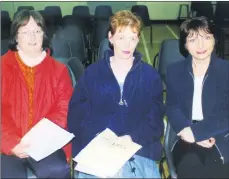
[1,1,190,20]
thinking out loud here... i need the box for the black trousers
[173,139,229,178]
[1,149,71,179]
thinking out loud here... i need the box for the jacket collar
[186,50,218,75]
[103,49,143,70]
[4,48,52,73]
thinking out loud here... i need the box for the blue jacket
[166,52,229,163]
[67,49,165,161]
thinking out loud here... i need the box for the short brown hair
[9,9,50,51]
[179,16,216,57]
[109,10,142,36]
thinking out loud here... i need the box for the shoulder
[47,55,69,75]
[141,61,160,77]
[81,59,105,79]
[214,57,229,70]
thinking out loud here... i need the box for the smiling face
[109,25,139,59]
[185,29,215,62]
[16,16,44,56]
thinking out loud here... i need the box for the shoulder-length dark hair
[9,9,50,51]
[179,16,216,57]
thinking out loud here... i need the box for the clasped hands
[177,127,215,148]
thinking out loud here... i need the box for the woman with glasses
[68,10,164,178]
[166,16,229,178]
[1,10,72,178]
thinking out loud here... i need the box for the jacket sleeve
[166,67,191,134]
[67,71,91,157]
[45,67,73,129]
[125,73,165,145]
[190,116,229,142]
[1,67,21,155]
[45,67,73,161]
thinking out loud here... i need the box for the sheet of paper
[21,118,75,161]
[73,128,142,177]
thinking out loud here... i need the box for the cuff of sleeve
[2,137,21,155]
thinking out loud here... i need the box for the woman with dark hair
[1,10,72,178]
[166,16,229,178]
[68,10,164,178]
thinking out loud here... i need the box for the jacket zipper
[108,58,142,107]
[214,144,224,164]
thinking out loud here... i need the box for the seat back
[1,11,11,39]
[190,2,214,20]
[68,57,85,82]
[164,122,178,178]
[51,25,86,63]
[97,38,110,61]
[214,1,229,27]
[54,56,84,87]
[44,6,62,26]
[1,39,10,55]
[17,6,34,11]
[131,5,151,26]
[91,20,109,49]
[158,39,186,82]
[94,5,113,20]
[72,6,90,18]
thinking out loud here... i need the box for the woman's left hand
[196,137,215,148]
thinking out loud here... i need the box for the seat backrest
[214,2,229,26]
[68,57,85,82]
[94,5,113,20]
[61,15,89,36]
[97,38,110,61]
[131,5,150,26]
[17,6,34,11]
[1,39,10,55]
[72,6,90,18]
[1,11,11,39]
[1,10,11,25]
[62,25,87,62]
[164,122,178,178]
[158,39,186,82]
[72,6,93,35]
[92,20,109,49]
[51,25,86,62]
[50,28,71,59]
[191,2,214,20]
[53,56,82,87]
[44,6,62,25]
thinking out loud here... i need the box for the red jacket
[1,50,73,161]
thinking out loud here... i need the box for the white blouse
[192,76,204,121]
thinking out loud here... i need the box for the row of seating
[1,5,153,67]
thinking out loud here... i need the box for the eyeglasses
[18,30,43,37]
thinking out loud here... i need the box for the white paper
[73,128,142,178]
[21,118,75,161]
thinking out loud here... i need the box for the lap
[173,140,229,178]
[1,154,27,179]
[27,149,70,178]
[76,155,160,178]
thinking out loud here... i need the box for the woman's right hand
[11,142,30,158]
